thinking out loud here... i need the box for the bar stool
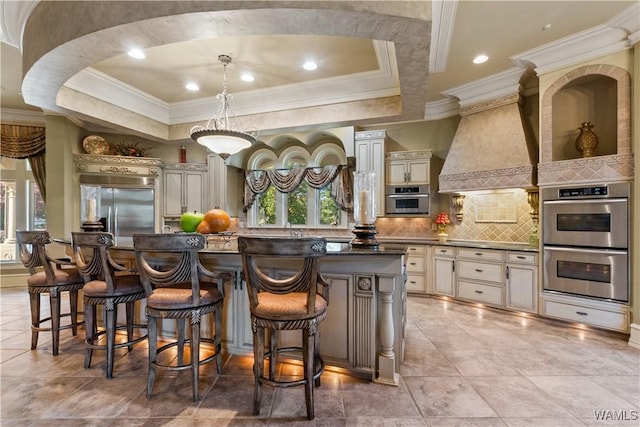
[133,233,227,402]
[71,231,147,379]
[238,236,330,420]
[16,230,85,355]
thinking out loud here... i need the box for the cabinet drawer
[406,256,425,272]
[458,280,504,306]
[542,300,628,332]
[507,252,537,264]
[406,245,426,255]
[458,248,504,262]
[433,246,454,257]
[458,260,503,283]
[406,274,425,292]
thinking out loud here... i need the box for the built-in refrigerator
[80,176,156,247]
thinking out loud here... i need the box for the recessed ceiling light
[127,48,145,59]
[185,82,199,91]
[241,73,255,82]
[303,61,317,71]
[473,54,489,64]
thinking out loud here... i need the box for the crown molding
[0,0,39,48]
[0,107,45,125]
[429,0,457,73]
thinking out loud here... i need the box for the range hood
[439,93,538,193]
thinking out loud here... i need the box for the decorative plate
[82,135,110,155]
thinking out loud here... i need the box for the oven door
[542,198,628,248]
[385,194,429,215]
[543,246,628,302]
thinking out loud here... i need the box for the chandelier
[190,54,256,160]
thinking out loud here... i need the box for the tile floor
[1,286,639,426]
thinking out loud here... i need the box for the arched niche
[540,64,631,163]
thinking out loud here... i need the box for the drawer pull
[410,248,417,251]
[475,268,483,273]
[409,280,417,284]
[410,262,417,266]
[517,255,526,259]
[440,249,447,253]
[475,252,483,256]
[576,311,589,316]
[475,290,484,294]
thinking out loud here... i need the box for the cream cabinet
[162,163,207,218]
[405,245,427,294]
[456,248,505,307]
[355,130,386,217]
[207,154,243,216]
[387,158,429,185]
[433,246,455,296]
[506,252,538,313]
[541,292,630,333]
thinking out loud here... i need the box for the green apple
[180,211,204,232]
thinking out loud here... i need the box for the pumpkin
[202,208,231,233]
[196,220,212,234]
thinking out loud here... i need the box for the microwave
[385,185,430,215]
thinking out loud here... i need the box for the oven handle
[542,198,627,205]
[386,194,429,198]
[543,246,627,256]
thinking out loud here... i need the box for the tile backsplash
[235,188,535,244]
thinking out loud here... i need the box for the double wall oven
[542,182,630,303]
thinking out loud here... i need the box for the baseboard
[0,273,28,288]
[629,323,640,350]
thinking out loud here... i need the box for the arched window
[246,143,348,229]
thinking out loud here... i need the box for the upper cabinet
[385,150,433,185]
[207,154,243,216]
[355,130,386,217]
[162,162,207,218]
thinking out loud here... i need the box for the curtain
[243,164,352,212]
[0,125,47,201]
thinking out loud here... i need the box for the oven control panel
[558,186,607,198]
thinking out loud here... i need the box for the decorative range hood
[439,92,538,193]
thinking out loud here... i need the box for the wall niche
[538,64,632,187]
[551,75,617,161]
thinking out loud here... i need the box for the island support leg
[375,274,399,385]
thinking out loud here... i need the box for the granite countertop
[376,238,539,253]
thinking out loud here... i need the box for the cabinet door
[184,171,205,213]
[434,257,455,296]
[386,161,407,185]
[355,140,385,217]
[506,264,538,313]
[163,170,184,216]
[407,159,429,184]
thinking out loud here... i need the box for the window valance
[0,124,47,202]
[243,165,353,212]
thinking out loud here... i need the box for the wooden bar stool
[133,233,228,402]
[71,232,147,379]
[16,230,85,355]
[238,236,330,420]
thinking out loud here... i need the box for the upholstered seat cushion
[27,268,82,287]
[147,283,223,310]
[254,292,327,319]
[82,274,144,297]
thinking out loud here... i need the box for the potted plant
[434,211,451,242]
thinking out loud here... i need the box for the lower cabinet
[456,248,505,307]
[432,246,455,296]
[541,292,630,333]
[505,252,538,313]
[221,269,254,355]
[405,245,427,293]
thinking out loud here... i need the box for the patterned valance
[0,125,46,158]
[243,165,352,212]
[0,124,47,202]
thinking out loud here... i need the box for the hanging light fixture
[190,54,256,159]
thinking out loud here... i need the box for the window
[0,158,46,262]
[247,144,348,229]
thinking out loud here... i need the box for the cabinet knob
[475,268,483,273]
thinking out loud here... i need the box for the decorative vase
[575,121,599,158]
[436,224,448,242]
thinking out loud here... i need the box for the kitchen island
[111,241,407,386]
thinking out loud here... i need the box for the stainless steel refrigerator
[80,176,155,247]
[99,187,154,246]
